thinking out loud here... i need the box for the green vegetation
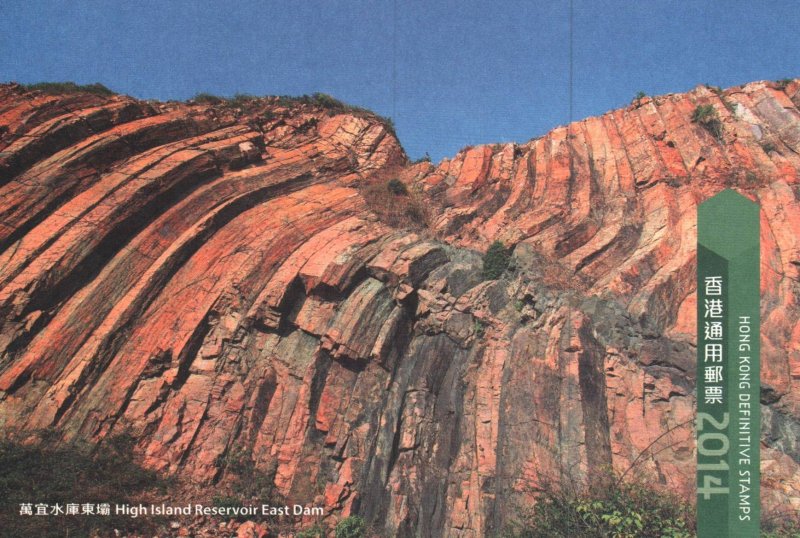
[191,92,258,108]
[227,93,257,107]
[482,240,511,280]
[633,91,647,105]
[215,447,281,504]
[296,117,320,134]
[192,92,224,104]
[504,477,694,538]
[211,494,242,508]
[691,104,724,141]
[210,494,250,522]
[296,524,326,537]
[706,85,737,113]
[691,103,718,123]
[387,178,409,196]
[205,448,289,527]
[473,319,486,338]
[277,92,349,110]
[762,513,800,538]
[744,171,759,187]
[383,116,397,136]
[188,90,394,134]
[309,92,346,109]
[413,153,432,164]
[761,141,777,154]
[776,78,794,90]
[276,92,396,135]
[0,432,167,536]
[23,81,116,96]
[335,515,367,538]
[721,97,736,113]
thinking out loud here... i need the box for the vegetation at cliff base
[482,240,511,280]
[763,520,800,538]
[504,476,694,538]
[296,524,326,537]
[213,447,285,518]
[23,81,116,96]
[0,432,167,536]
[335,515,367,538]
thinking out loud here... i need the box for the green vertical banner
[697,189,760,537]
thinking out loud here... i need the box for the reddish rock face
[0,80,799,535]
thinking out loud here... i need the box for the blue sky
[1,0,798,161]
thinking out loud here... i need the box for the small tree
[335,516,367,538]
[483,241,511,280]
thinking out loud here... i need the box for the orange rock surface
[1,80,799,535]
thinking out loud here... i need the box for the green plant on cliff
[776,78,793,90]
[311,92,347,109]
[335,515,367,538]
[482,240,511,280]
[473,318,486,337]
[691,104,724,141]
[23,81,116,96]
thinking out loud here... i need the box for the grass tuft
[23,81,116,96]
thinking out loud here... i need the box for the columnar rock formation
[0,80,799,535]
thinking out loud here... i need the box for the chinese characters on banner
[696,190,760,538]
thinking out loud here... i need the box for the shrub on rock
[482,240,510,280]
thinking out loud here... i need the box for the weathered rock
[0,80,799,536]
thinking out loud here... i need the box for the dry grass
[360,175,434,231]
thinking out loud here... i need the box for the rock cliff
[0,80,799,536]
